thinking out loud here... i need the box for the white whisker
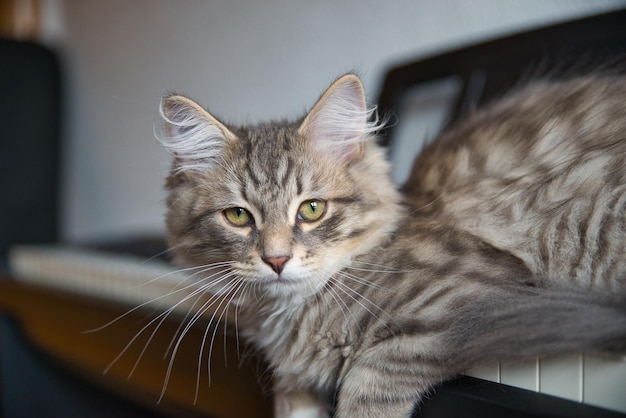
[195,277,240,401]
[320,270,358,339]
[348,258,417,274]
[194,277,247,404]
[329,274,394,327]
[103,272,224,376]
[129,261,235,291]
[161,266,235,358]
[83,261,235,336]
[407,195,441,214]
[336,270,382,290]
[159,272,239,402]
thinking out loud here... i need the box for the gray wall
[54,0,626,242]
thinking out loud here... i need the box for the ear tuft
[158,94,236,174]
[298,74,382,163]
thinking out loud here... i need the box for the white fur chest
[242,297,355,394]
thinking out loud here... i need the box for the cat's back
[402,75,626,292]
[404,75,626,196]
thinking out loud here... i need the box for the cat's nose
[262,255,291,275]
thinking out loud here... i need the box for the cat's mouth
[259,273,324,297]
[265,273,307,285]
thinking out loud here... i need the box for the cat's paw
[273,389,330,418]
[283,405,330,418]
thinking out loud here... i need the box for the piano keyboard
[467,354,626,414]
[8,244,198,315]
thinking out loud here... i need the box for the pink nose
[262,256,291,275]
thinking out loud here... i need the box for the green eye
[297,199,326,223]
[224,207,253,226]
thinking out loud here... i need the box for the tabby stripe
[570,197,595,279]
[377,279,429,315]
[280,157,294,188]
[315,213,349,243]
[604,188,626,285]
[586,196,607,286]
[245,164,261,188]
[346,228,369,239]
[540,203,568,275]
[591,189,624,286]
[331,195,365,206]
[556,201,575,268]
[294,173,303,195]
[186,209,217,234]
[414,285,456,311]
[431,260,461,279]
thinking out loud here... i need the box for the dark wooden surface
[0,276,273,418]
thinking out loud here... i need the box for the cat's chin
[260,274,327,299]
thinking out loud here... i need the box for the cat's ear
[159,94,236,174]
[298,74,379,163]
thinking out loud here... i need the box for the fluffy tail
[456,287,626,365]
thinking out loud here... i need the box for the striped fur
[404,76,626,292]
[160,74,626,417]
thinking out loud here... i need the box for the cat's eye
[224,207,253,227]
[297,199,327,223]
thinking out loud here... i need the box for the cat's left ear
[298,74,378,164]
[159,94,236,174]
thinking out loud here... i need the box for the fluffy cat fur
[158,74,626,417]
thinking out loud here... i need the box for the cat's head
[159,74,401,300]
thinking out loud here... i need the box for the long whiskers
[136,242,181,264]
[347,258,418,274]
[158,271,240,402]
[193,277,248,404]
[329,272,395,328]
[96,251,403,405]
[318,268,358,340]
[102,267,235,377]
[337,270,383,290]
[127,260,233,291]
[407,195,441,214]
[161,264,238,357]
[84,262,236,334]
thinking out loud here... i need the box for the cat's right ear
[159,94,236,174]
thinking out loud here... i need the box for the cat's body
[159,74,626,417]
[404,76,626,292]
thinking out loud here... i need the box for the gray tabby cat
[158,74,626,417]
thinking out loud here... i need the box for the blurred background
[2,0,626,244]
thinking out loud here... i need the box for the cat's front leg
[273,387,330,418]
[334,378,419,418]
[333,355,435,418]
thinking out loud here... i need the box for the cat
[157,73,626,418]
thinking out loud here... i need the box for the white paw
[287,406,329,418]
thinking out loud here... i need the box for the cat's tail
[456,286,626,365]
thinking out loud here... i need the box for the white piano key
[500,358,539,391]
[583,354,626,413]
[539,354,583,402]
[468,354,626,413]
[466,361,501,382]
